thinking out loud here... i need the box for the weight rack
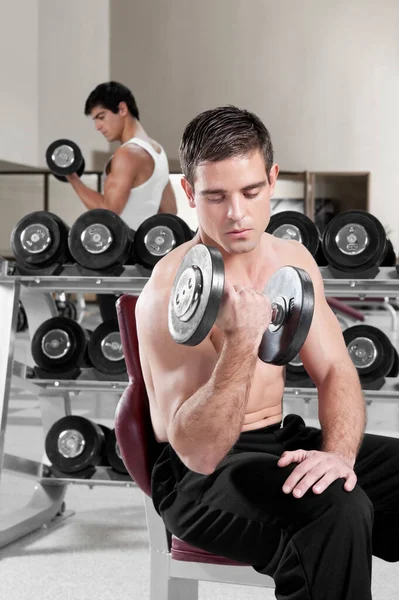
[1,260,399,549]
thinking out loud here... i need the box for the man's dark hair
[179,106,274,187]
[84,81,139,120]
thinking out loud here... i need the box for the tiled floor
[1,303,399,599]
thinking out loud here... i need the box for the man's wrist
[323,448,356,468]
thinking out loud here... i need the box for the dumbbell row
[31,317,126,379]
[286,324,399,389]
[267,209,397,274]
[45,415,128,477]
[11,209,194,275]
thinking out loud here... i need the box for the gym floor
[1,304,399,599]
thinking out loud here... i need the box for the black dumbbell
[17,302,28,332]
[31,316,90,374]
[87,319,126,376]
[45,416,105,475]
[11,211,71,271]
[266,211,323,263]
[134,213,194,270]
[105,429,129,475]
[322,210,392,273]
[68,209,135,272]
[46,139,85,182]
[343,324,395,385]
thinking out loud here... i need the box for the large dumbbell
[168,245,315,365]
[31,316,90,375]
[87,319,126,376]
[105,429,129,475]
[11,211,71,271]
[134,213,194,270]
[266,211,322,260]
[322,210,395,272]
[68,209,135,271]
[45,416,105,475]
[46,139,85,182]
[343,324,396,385]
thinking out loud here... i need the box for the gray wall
[110,0,399,245]
[0,0,39,165]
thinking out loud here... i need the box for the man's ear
[118,101,129,117]
[268,163,279,197]
[181,177,196,208]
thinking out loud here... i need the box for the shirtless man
[66,81,177,228]
[136,106,399,598]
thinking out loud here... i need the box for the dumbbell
[168,245,315,365]
[45,416,105,475]
[17,302,28,332]
[105,429,129,475]
[10,211,71,271]
[322,210,395,273]
[134,213,194,270]
[31,316,90,375]
[46,139,85,182]
[343,324,396,384]
[68,209,135,272]
[266,211,323,263]
[87,319,126,376]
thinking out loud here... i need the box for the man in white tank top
[66,81,177,229]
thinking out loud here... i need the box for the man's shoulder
[266,233,318,273]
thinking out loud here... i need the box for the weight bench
[115,294,275,599]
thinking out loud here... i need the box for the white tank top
[103,137,170,231]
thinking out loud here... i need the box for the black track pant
[151,414,399,599]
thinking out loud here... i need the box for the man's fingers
[277,450,307,467]
[343,471,357,492]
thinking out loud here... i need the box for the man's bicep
[103,152,137,214]
[298,265,354,385]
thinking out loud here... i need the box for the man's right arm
[158,180,177,214]
[137,273,271,474]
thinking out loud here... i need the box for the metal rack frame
[0,261,399,548]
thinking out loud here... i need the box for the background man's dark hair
[179,105,274,187]
[84,81,140,120]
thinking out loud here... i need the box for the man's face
[182,150,278,254]
[90,105,124,142]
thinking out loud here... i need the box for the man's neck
[120,119,139,144]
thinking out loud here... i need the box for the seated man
[135,105,399,599]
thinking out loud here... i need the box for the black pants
[151,414,399,599]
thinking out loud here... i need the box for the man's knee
[319,480,374,530]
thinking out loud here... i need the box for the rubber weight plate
[46,139,84,178]
[97,424,112,466]
[68,208,132,270]
[168,245,225,346]
[387,347,399,378]
[45,416,105,474]
[31,316,88,371]
[105,428,129,475]
[380,238,397,267]
[258,266,315,365]
[11,211,70,269]
[56,299,77,321]
[51,158,85,183]
[17,302,28,332]
[343,324,395,379]
[286,353,307,376]
[88,319,126,375]
[134,213,190,269]
[322,210,387,272]
[267,211,320,258]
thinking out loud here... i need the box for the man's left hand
[278,449,357,498]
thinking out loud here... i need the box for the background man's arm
[66,149,137,214]
[158,180,177,214]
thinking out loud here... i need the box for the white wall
[0,0,39,165]
[38,0,111,170]
[110,0,399,247]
